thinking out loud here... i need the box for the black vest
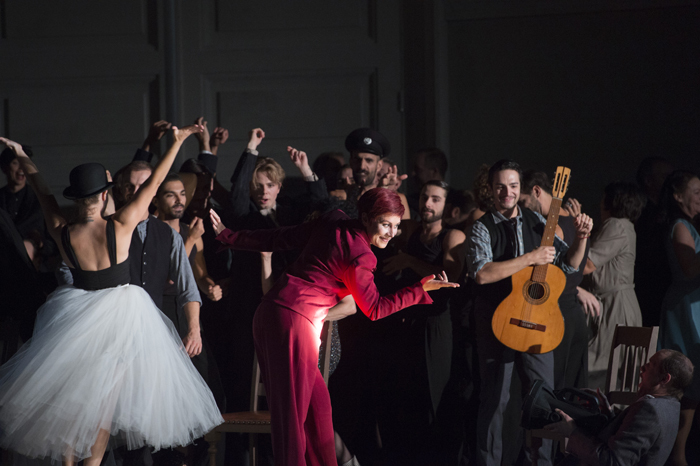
[475,208,545,313]
[129,217,173,309]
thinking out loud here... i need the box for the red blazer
[216,210,432,328]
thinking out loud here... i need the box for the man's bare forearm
[475,254,532,284]
[182,301,201,333]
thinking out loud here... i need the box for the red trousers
[253,303,338,466]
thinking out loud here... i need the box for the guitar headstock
[552,166,571,200]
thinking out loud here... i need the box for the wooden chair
[526,423,568,463]
[527,325,659,464]
[205,320,334,466]
[604,325,659,406]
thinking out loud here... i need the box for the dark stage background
[0,0,698,217]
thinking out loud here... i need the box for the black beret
[344,128,390,157]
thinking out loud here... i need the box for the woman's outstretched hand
[210,209,226,235]
[421,271,460,292]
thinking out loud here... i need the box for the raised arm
[141,120,172,154]
[193,117,211,153]
[288,145,333,209]
[0,138,66,243]
[562,199,593,271]
[114,125,201,230]
[228,128,265,220]
[209,125,229,156]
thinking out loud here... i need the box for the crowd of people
[0,119,698,466]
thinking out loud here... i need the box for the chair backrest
[249,320,334,412]
[605,325,659,406]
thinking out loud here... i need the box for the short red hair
[357,187,404,221]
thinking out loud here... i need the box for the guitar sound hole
[527,283,546,300]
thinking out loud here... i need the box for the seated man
[545,349,693,466]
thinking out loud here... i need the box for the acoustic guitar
[491,166,571,354]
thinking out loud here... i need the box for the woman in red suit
[210,179,458,466]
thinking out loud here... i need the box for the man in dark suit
[545,349,693,466]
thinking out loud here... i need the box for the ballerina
[0,127,223,466]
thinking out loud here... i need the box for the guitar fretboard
[532,197,563,283]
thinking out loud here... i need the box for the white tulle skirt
[0,284,223,462]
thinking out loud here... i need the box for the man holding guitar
[466,159,592,466]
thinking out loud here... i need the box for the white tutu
[0,284,223,462]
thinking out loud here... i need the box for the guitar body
[491,264,566,354]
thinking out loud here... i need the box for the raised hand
[193,117,211,152]
[378,164,408,191]
[0,138,28,158]
[210,126,229,154]
[563,198,582,217]
[574,213,593,238]
[287,146,313,178]
[247,128,265,151]
[172,124,204,144]
[209,209,226,235]
[421,271,460,292]
[143,120,172,151]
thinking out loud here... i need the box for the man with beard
[152,173,225,411]
[341,128,410,218]
[115,161,203,359]
[379,180,466,464]
[153,174,223,327]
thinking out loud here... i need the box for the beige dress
[586,217,642,389]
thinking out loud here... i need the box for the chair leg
[248,433,258,466]
[204,431,221,466]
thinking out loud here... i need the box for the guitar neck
[540,198,562,248]
[532,198,563,281]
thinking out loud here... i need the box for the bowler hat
[63,163,114,200]
[344,128,391,157]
